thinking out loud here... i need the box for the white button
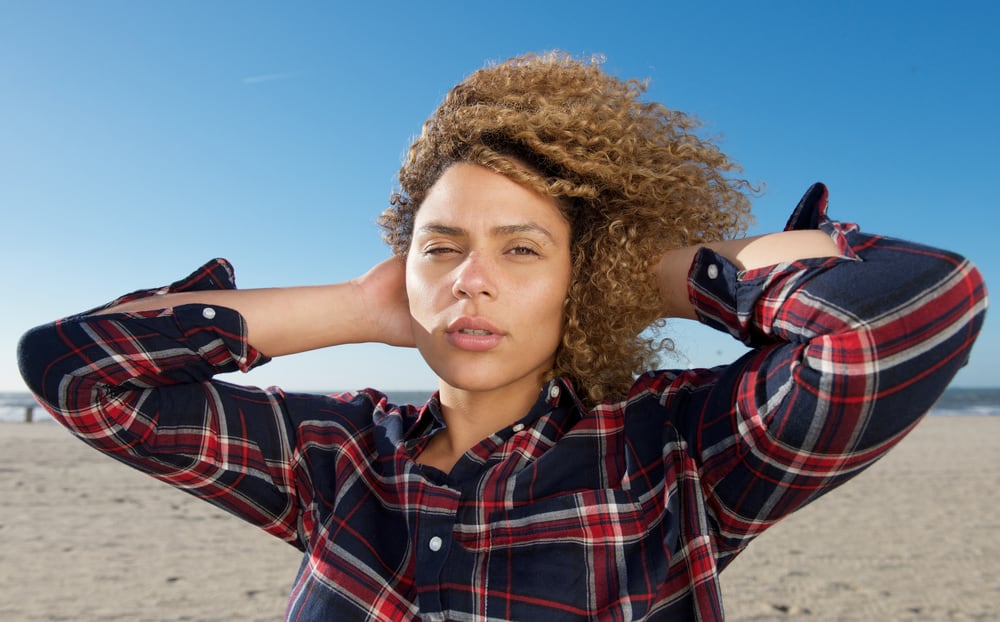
[512,423,525,433]
[428,536,443,552]
[707,264,719,279]
[202,307,217,320]
[548,384,560,400]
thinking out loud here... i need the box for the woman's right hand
[352,256,415,348]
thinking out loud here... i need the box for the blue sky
[1,1,996,392]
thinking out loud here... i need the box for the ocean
[2,387,998,423]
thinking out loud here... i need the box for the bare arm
[655,229,841,319]
[103,256,414,357]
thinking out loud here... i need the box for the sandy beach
[1,416,997,621]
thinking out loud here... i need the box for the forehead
[414,163,569,234]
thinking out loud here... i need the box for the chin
[435,369,512,394]
[436,363,553,397]
[418,345,554,396]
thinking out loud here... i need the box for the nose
[452,253,496,299]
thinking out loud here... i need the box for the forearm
[100,255,411,357]
[655,229,841,319]
[103,282,372,357]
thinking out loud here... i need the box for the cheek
[550,271,572,335]
[403,263,425,318]
[404,265,418,305]
[405,260,429,300]
[405,263,448,324]
[530,274,571,330]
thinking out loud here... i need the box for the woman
[18,52,987,620]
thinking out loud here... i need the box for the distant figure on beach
[18,52,987,620]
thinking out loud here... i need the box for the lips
[458,328,492,336]
[447,316,503,335]
[445,317,505,351]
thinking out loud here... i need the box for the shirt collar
[407,376,585,443]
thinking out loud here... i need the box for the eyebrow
[416,222,559,244]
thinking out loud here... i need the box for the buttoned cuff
[83,258,269,374]
[171,303,268,373]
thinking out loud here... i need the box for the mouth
[445,317,505,351]
[447,316,504,336]
[457,328,493,336]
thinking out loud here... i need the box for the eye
[423,245,460,257]
[507,245,540,257]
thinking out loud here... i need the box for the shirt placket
[411,475,462,619]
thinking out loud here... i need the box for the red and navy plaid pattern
[18,184,987,621]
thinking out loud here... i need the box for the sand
[1,417,997,621]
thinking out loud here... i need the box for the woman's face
[406,162,572,397]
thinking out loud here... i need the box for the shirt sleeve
[17,259,305,548]
[675,183,988,558]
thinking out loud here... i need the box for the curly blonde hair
[379,52,753,405]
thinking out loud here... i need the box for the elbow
[17,320,107,425]
[944,257,988,374]
[967,260,988,336]
[17,322,63,405]
[17,321,148,448]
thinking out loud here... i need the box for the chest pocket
[453,416,678,553]
[478,488,653,549]
[451,487,672,619]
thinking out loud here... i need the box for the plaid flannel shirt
[18,184,987,621]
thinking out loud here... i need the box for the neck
[420,375,544,472]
